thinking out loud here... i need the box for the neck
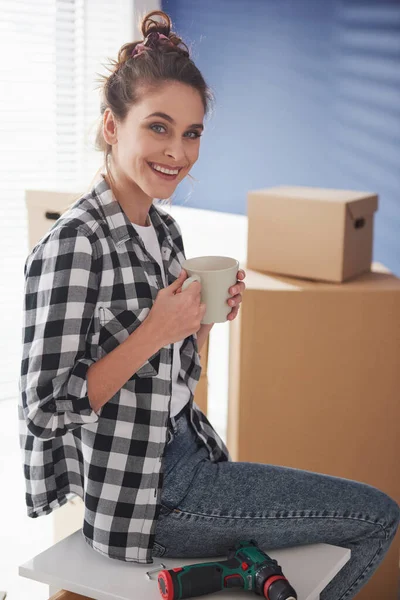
[102,164,152,227]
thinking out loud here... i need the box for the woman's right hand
[147,269,206,346]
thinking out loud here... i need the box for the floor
[0,323,230,600]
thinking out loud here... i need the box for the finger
[229,283,238,295]
[170,270,187,292]
[192,281,202,297]
[183,280,201,295]
[229,281,246,296]
[227,293,242,307]
[227,305,239,320]
[229,285,245,301]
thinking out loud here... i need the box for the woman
[19,11,399,599]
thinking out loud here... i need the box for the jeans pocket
[152,541,167,557]
[159,502,174,516]
[166,427,174,445]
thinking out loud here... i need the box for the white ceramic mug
[181,256,239,324]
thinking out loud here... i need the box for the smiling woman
[92,10,213,225]
[98,80,205,225]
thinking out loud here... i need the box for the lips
[147,162,180,181]
[149,162,183,172]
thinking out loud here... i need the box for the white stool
[19,529,350,600]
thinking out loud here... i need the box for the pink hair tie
[132,32,172,58]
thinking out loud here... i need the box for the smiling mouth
[147,162,182,180]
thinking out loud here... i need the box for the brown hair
[91,10,214,205]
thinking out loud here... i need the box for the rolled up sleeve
[19,225,102,439]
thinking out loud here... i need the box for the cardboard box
[247,186,378,283]
[194,373,208,415]
[198,335,209,376]
[53,496,84,544]
[25,189,80,250]
[227,262,399,600]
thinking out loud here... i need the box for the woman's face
[106,81,205,200]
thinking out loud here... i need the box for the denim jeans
[153,405,400,600]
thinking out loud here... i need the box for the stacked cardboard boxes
[228,186,399,599]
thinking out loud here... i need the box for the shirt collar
[91,172,173,249]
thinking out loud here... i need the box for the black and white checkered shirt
[18,173,231,564]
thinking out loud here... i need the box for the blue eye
[186,131,202,139]
[150,124,202,139]
[150,124,166,134]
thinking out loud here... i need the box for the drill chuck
[263,575,297,600]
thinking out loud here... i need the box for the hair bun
[141,10,171,39]
[139,10,188,56]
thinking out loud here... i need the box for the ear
[103,108,118,145]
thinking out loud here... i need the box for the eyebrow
[145,112,204,131]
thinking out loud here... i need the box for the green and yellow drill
[157,539,297,600]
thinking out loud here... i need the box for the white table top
[19,529,350,600]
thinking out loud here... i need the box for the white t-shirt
[132,215,190,417]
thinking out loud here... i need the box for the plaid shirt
[18,173,231,564]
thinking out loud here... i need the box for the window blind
[0,0,141,401]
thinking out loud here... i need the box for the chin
[148,184,179,200]
[155,191,175,200]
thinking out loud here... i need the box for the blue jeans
[153,405,400,600]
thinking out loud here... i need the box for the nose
[164,138,187,166]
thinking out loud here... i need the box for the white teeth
[151,163,179,175]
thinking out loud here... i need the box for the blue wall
[162,0,400,276]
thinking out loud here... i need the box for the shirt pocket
[98,305,160,378]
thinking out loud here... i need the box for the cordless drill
[157,539,297,600]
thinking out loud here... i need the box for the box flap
[248,187,379,209]
[347,195,378,220]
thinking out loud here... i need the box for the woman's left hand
[227,269,246,321]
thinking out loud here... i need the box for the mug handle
[181,273,201,291]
